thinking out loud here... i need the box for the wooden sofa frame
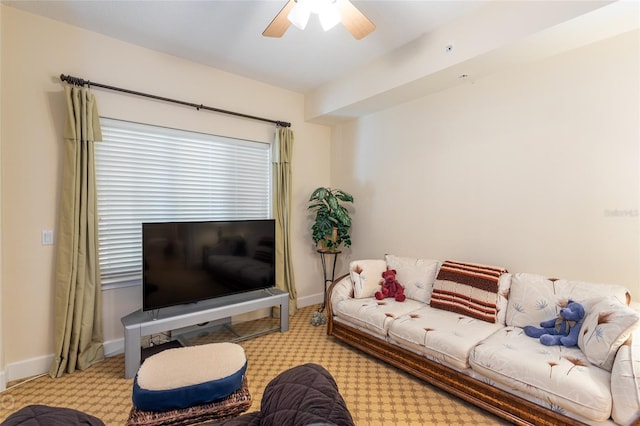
[326,274,590,426]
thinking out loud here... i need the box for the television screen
[142,219,275,311]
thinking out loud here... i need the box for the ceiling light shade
[288,0,341,32]
[288,1,311,30]
[318,2,341,31]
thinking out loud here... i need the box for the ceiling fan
[263,0,376,40]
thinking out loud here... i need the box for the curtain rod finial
[60,74,87,86]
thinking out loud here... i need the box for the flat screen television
[142,219,275,311]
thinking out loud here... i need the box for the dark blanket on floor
[211,363,354,426]
[2,404,104,426]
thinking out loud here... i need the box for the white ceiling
[2,0,488,93]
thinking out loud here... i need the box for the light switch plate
[42,230,54,245]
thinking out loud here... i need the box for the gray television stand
[121,288,289,379]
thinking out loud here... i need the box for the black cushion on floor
[210,363,354,426]
[2,404,104,426]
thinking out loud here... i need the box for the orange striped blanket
[430,260,507,323]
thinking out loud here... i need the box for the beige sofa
[327,255,640,426]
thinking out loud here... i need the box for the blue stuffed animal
[523,300,585,347]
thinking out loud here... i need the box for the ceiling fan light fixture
[318,3,341,31]
[288,1,311,30]
[264,0,374,40]
[288,0,341,32]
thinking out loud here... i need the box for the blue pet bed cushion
[132,342,247,412]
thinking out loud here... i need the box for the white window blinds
[95,118,272,287]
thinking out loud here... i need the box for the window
[95,118,272,287]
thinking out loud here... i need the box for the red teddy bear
[375,269,406,302]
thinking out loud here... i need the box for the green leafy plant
[308,187,354,250]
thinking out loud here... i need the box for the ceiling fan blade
[263,0,295,38]
[337,0,376,40]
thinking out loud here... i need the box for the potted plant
[308,187,354,251]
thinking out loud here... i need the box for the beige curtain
[273,126,297,315]
[49,86,105,378]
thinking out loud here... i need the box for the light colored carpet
[0,304,507,425]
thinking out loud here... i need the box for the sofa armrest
[611,332,640,425]
[326,273,352,336]
[328,274,353,310]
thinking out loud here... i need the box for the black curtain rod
[59,74,291,128]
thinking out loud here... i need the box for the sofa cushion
[332,297,424,338]
[505,273,556,328]
[505,273,631,329]
[469,327,612,421]
[349,259,386,299]
[384,255,440,303]
[388,305,504,370]
[611,338,640,425]
[578,296,640,371]
[430,260,507,323]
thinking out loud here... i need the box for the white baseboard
[297,292,324,309]
[5,354,53,384]
[104,338,124,357]
[4,341,125,385]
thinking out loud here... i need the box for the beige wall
[332,30,639,296]
[0,6,331,382]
